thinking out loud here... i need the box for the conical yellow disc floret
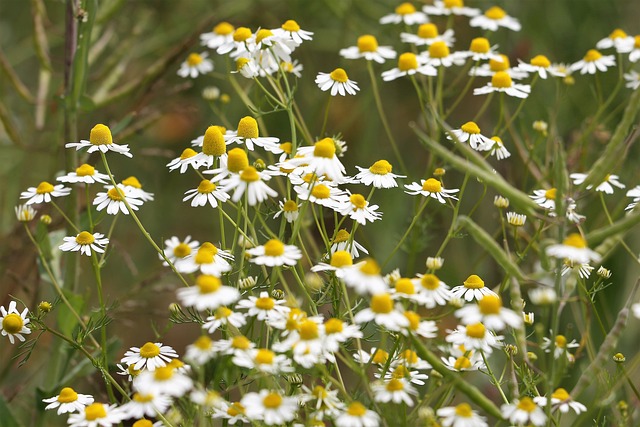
[455,403,473,418]
[491,71,513,88]
[311,184,331,199]
[2,314,23,334]
[563,233,587,248]
[84,403,107,421]
[255,29,273,44]
[187,53,203,66]
[398,52,418,71]
[196,275,222,293]
[139,342,161,358]
[122,176,142,188]
[466,322,486,338]
[369,159,393,175]
[429,41,450,59]
[240,166,260,182]
[233,27,252,42]
[396,2,416,14]
[470,37,490,54]
[330,250,353,267]
[464,274,485,289]
[478,294,502,314]
[237,116,259,139]
[281,20,300,32]
[530,55,551,68]
[370,293,393,314]
[57,387,79,403]
[203,126,226,156]
[485,6,507,20]
[214,22,234,35]
[422,178,442,193]
[330,68,349,83]
[90,124,112,146]
[489,55,510,71]
[584,49,603,62]
[76,164,95,176]
[358,35,379,53]
[395,278,415,294]
[461,121,481,134]
[264,239,285,256]
[314,138,336,158]
[36,181,54,194]
[197,180,217,194]
[418,23,438,39]
[227,148,249,173]
[75,231,95,245]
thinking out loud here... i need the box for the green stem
[382,198,429,268]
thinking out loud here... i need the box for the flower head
[315,68,359,96]
[65,124,132,157]
[470,6,521,31]
[121,342,179,371]
[570,49,616,74]
[20,181,71,205]
[178,52,214,78]
[246,239,302,267]
[546,233,601,264]
[43,387,95,415]
[340,35,396,64]
[474,71,531,98]
[0,301,31,344]
[404,178,459,203]
[380,3,428,25]
[59,231,109,257]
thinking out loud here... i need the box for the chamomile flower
[225,116,281,153]
[118,176,154,202]
[596,28,635,52]
[43,388,94,415]
[294,182,348,211]
[177,274,240,311]
[561,260,594,278]
[400,23,455,47]
[382,52,437,81]
[447,121,493,150]
[570,172,625,193]
[541,334,580,360]
[184,335,216,365]
[241,390,298,426]
[462,37,500,62]
[423,0,480,17]
[530,187,557,210]
[470,6,521,32]
[247,239,302,267]
[426,256,444,270]
[222,166,278,206]
[212,401,250,425]
[301,384,345,419]
[134,366,193,397]
[353,347,390,366]
[339,193,382,225]
[441,353,485,371]
[354,293,409,331]
[274,199,300,223]
[372,379,417,406]
[323,317,363,353]
[473,71,531,98]
[183,179,230,208]
[380,2,428,25]
[354,160,405,189]
[341,258,388,294]
[175,242,234,276]
[202,306,247,333]
[280,59,303,77]
[626,35,640,62]
[401,311,438,338]
[546,233,601,264]
[93,184,143,215]
[421,41,466,68]
[570,49,615,74]
[213,335,256,357]
[203,147,249,183]
[0,301,31,344]
[233,348,294,374]
[15,204,36,222]
[233,56,260,78]
[517,55,566,79]
[454,294,522,331]
[121,342,179,371]
[311,250,354,279]
[20,181,71,205]
[437,403,488,427]
[340,35,396,64]
[451,274,498,301]
[330,229,369,257]
[177,52,213,78]
[501,397,547,426]
[445,323,503,354]
[66,403,125,427]
[534,388,587,414]
[336,402,380,427]
[624,70,640,90]
[506,211,526,227]
[119,391,172,419]
[470,54,528,79]
[201,22,235,50]
[65,124,132,157]
[161,236,199,265]
[236,291,290,321]
[486,136,511,160]
[59,231,109,257]
[274,19,313,46]
[404,178,459,203]
[315,68,359,96]
[412,273,452,308]
[529,287,557,305]
[57,164,109,184]
[286,138,348,183]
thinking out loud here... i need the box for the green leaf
[0,395,23,427]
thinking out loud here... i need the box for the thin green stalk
[320,95,332,137]
[51,200,80,233]
[382,198,429,268]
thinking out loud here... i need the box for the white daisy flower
[0,301,31,344]
[501,397,547,427]
[232,348,294,374]
[401,310,438,338]
[624,70,640,90]
[354,293,410,332]
[177,52,213,78]
[423,0,479,17]
[437,403,488,427]
[294,182,349,211]
[59,231,109,257]
[486,136,511,160]
[570,172,625,193]
[202,306,247,333]
[119,176,153,202]
[285,139,348,182]
[382,52,437,81]
[447,121,493,150]
[541,334,580,360]
[233,55,261,78]
[183,179,230,208]
[177,274,240,311]
[15,204,36,222]
[200,22,235,50]
[66,403,125,427]
[596,28,635,53]
[121,342,179,371]
[301,384,345,419]
[212,401,250,425]
[546,233,601,264]
[273,199,300,223]
[420,41,466,68]
[529,287,557,305]
[330,229,369,258]
[530,187,557,210]
[412,273,452,308]
[241,390,298,426]
[311,250,354,279]
[221,166,278,206]
[280,59,303,77]
[335,402,380,427]
[184,335,216,365]
[354,159,405,188]
[65,124,132,157]
[20,181,71,205]
[625,35,640,62]
[119,391,172,419]
[246,239,302,267]
[315,68,360,96]
[404,178,459,203]
[224,116,281,153]
[380,2,428,25]
[534,388,587,415]
[469,54,529,80]
[339,193,382,225]
[273,19,313,46]
[275,319,329,368]
[166,148,201,173]
[252,28,296,65]
[353,347,390,366]
[57,163,110,184]
[213,335,255,357]
[134,366,193,397]
[516,55,566,79]
[441,353,485,371]
[445,323,503,355]
[372,378,417,406]
[379,362,429,385]
[454,294,523,331]
[473,71,531,98]
[340,35,396,64]
[341,258,388,295]
[160,235,199,265]
[401,23,455,47]
[570,49,616,74]
[236,292,290,321]
[561,260,594,279]
[506,211,527,227]
[43,387,94,415]
[93,184,143,215]
[461,37,500,62]
[175,242,233,276]
[323,317,363,353]
[450,274,498,301]
[470,6,521,32]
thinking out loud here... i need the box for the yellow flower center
[227,148,249,173]
[133,420,154,427]
[107,187,122,201]
[227,402,245,416]
[422,178,442,193]
[485,6,506,20]
[231,335,251,349]
[263,392,282,409]
[584,49,603,62]
[193,335,212,350]
[347,402,367,416]
[75,164,95,176]
[180,148,197,160]
[311,184,331,199]
[314,138,336,158]
[454,356,471,370]
[133,393,154,403]
[139,342,161,358]
[371,349,389,364]
[187,53,203,66]
[203,126,226,156]
[455,403,473,418]
[283,200,298,212]
[196,275,222,293]
[325,318,344,334]
[610,28,628,39]
[359,258,381,275]
[466,323,486,338]
[478,294,502,314]
[173,243,191,258]
[464,274,485,289]
[264,239,285,256]
[237,116,259,139]
[444,0,463,7]
[299,319,319,340]
[240,166,260,182]
[214,21,234,35]
[420,274,441,290]
[370,293,393,314]
[635,35,640,48]
[492,71,513,88]
[128,365,141,377]
[281,19,300,32]
[555,334,567,348]
[84,403,106,421]
[418,23,438,39]
[349,194,367,209]
[395,278,415,294]
[358,35,379,53]
[215,306,232,319]
[329,68,349,83]
[429,41,450,59]
[470,37,490,54]
[516,397,537,413]
[233,27,252,42]
[369,159,392,175]
[36,181,54,194]
[489,55,510,71]
[386,379,404,392]
[57,387,78,403]
[255,348,275,364]
[255,297,275,311]
[400,349,418,364]
[154,366,174,381]
[330,250,353,268]
[236,57,251,71]
[90,124,112,146]
[530,55,551,68]
[313,386,328,399]
[404,311,421,330]
[460,121,481,134]
[563,233,587,248]
[255,29,273,44]
[398,52,418,71]
[392,365,409,379]
[396,2,416,15]
[280,142,292,154]
[201,241,219,254]
[194,248,214,265]
[544,188,557,200]
[551,388,570,400]
[333,229,350,243]
[75,231,95,245]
